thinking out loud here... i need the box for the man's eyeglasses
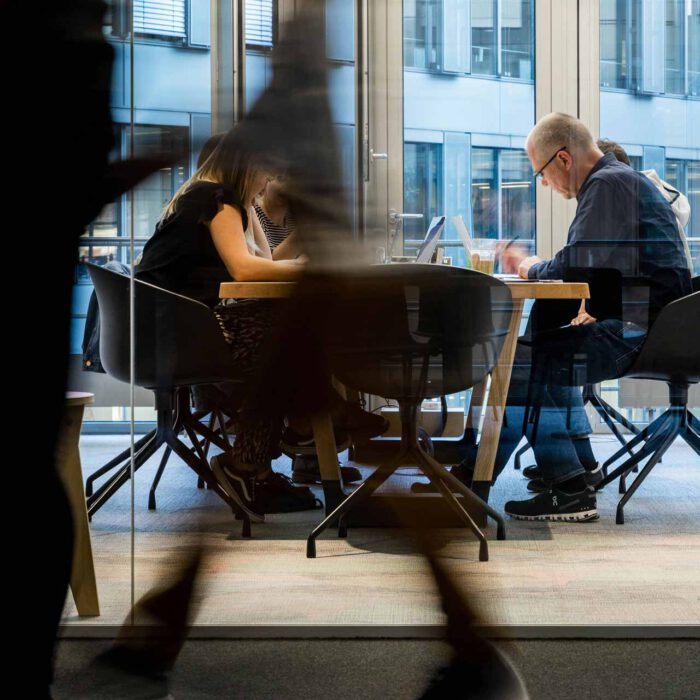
[534,147,567,180]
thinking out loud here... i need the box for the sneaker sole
[507,509,599,522]
[210,458,265,523]
[281,438,350,457]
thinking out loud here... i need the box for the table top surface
[220,280,589,301]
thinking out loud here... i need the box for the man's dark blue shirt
[528,152,691,328]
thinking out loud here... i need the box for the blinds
[246,0,274,47]
[134,0,186,39]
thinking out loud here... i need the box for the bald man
[487,113,690,521]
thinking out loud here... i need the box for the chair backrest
[627,290,700,385]
[87,263,234,390]
[316,264,513,401]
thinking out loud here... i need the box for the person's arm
[209,204,304,282]
[272,230,300,260]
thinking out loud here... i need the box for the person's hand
[498,243,528,274]
[571,311,597,326]
[518,255,541,279]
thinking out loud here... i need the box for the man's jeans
[482,319,646,486]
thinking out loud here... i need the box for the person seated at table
[454,113,691,522]
[254,172,301,261]
[135,126,318,517]
[193,134,387,486]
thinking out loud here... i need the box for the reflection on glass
[689,161,700,272]
[500,149,535,238]
[665,0,685,95]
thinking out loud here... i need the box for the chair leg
[415,451,489,561]
[616,418,681,524]
[306,450,407,558]
[421,450,506,541]
[688,411,700,438]
[87,433,164,518]
[682,423,700,457]
[85,429,156,497]
[602,411,671,473]
[148,447,172,511]
[597,415,675,492]
[513,442,530,471]
[165,430,256,536]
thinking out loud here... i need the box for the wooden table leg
[56,403,100,617]
[310,412,346,514]
[472,300,525,508]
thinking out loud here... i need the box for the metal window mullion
[495,0,502,77]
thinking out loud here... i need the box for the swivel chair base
[596,384,700,524]
[307,403,506,562]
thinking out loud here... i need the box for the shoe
[280,426,350,456]
[334,400,390,440]
[291,455,363,485]
[210,453,264,522]
[410,462,474,494]
[253,471,323,514]
[505,486,598,522]
[524,463,603,491]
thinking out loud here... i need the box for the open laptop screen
[415,216,446,263]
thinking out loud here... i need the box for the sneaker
[210,454,264,522]
[291,455,363,485]
[505,486,598,522]
[280,426,350,456]
[524,464,603,491]
[410,462,474,494]
[253,471,323,514]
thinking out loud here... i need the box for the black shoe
[524,464,603,490]
[410,462,474,494]
[335,401,390,440]
[291,455,363,485]
[280,426,350,456]
[210,454,264,523]
[505,486,598,522]
[253,471,323,514]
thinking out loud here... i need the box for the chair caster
[616,507,625,525]
[478,541,489,562]
[197,476,205,489]
[148,492,156,510]
[306,539,317,558]
[241,516,251,538]
[496,523,506,541]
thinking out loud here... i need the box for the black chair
[85,263,260,535]
[305,265,513,561]
[595,291,700,523]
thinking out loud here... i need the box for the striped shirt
[254,204,295,250]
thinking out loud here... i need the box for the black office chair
[595,291,700,523]
[85,263,259,535]
[305,265,513,561]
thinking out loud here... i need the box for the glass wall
[403,0,536,265]
[598,0,700,423]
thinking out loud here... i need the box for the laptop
[414,216,446,263]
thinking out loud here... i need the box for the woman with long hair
[136,127,316,518]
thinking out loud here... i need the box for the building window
[133,0,187,40]
[500,0,533,79]
[600,0,699,97]
[404,0,443,70]
[687,160,700,272]
[472,147,535,241]
[403,142,443,253]
[246,0,275,49]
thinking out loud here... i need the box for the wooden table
[219,279,589,513]
[57,392,100,616]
